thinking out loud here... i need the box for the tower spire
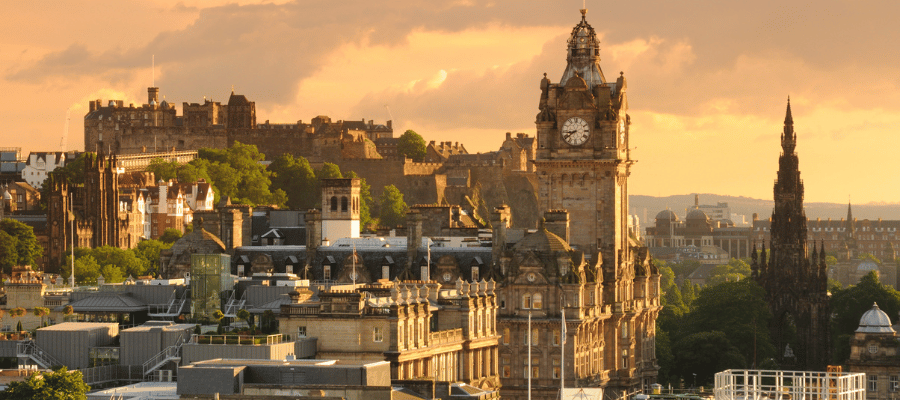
[781,97,796,154]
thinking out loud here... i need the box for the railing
[16,341,64,369]
[142,332,186,377]
[281,305,320,315]
[223,291,246,317]
[80,365,143,385]
[430,328,463,345]
[190,333,284,346]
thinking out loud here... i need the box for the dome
[857,303,895,333]
[2,190,11,200]
[513,228,571,253]
[655,209,679,222]
[160,100,169,108]
[687,209,709,220]
[857,261,879,272]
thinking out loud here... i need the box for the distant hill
[630,193,900,223]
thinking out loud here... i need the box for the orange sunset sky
[3,1,899,204]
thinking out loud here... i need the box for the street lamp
[692,373,697,389]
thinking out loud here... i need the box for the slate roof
[67,293,147,312]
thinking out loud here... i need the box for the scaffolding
[714,369,866,400]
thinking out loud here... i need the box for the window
[502,366,511,378]
[237,265,245,277]
[286,265,293,274]
[621,321,629,339]
[622,349,629,369]
[503,328,510,345]
[552,329,561,346]
[298,326,307,338]
[531,328,539,345]
[522,294,532,309]
[420,266,429,281]
[330,196,338,211]
[341,196,348,212]
[533,293,543,309]
[374,327,383,342]
[869,344,879,354]
[324,265,331,280]
[892,376,899,392]
[869,375,878,392]
[471,267,479,282]
[382,266,390,280]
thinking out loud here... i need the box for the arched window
[341,196,348,211]
[522,294,532,309]
[330,196,338,211]
[532,293,543,309]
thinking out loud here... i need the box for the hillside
[630,193,900,223]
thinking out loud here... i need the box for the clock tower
[534,8,632,269]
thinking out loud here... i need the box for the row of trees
[60,238,174,284]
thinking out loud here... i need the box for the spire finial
[784,96,793,125]
[231,84,234,94]
[580,7,587,20]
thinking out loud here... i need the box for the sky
[3,0,900,204]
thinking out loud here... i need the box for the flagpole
[528,311,532,400]
[561,304,566,399]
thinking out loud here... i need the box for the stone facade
[278,280,501,390]
[751,101,831,371]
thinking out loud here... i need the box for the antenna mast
[60,108,71,152]
[152,55,155,87]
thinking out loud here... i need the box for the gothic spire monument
[752,99,830,371]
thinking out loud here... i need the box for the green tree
[681,279,697,311]
[90,246,145,278]
[0,219,43,274]
[146,158,179,181]
[673,331,745,387]
[378,184,408,228]
[132,239,172,275]
[687,280,774,368]
[654,259,675,290]
[830,271,900,363]
[269,153,318,209]
[236,309,251,329]
[193,142,286,207]
[0,230,18,274]
[316,162,343,181]
[345,171,374,229]
[0,366,90,400]
[655,328,675,385]
[159,228,183,244]
[397,130,426,162]
[707,258,752,285]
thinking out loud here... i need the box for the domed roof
[513,228,571,253]
[857,303,895,333]
[687,209,709,220]
[160,100,169,108]
[655,209,679,221]
[857,261,879,272]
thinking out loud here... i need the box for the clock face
[561,117,590,146]
[527,273,536,282]
[443,272,452,282]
